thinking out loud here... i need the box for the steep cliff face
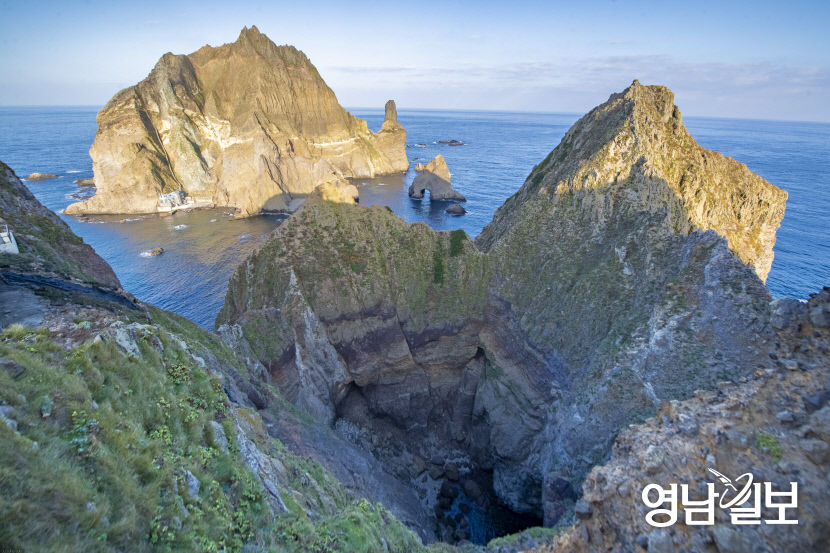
[65,26,408,217]
[218,82,788,537]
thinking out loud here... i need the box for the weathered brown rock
[66,26,407,217]
[408,154,466,201]
[479,79,785,282]
[24,173,57,181]
[532,289,830,553]
[446,204,466,215]
[74,178,94,186]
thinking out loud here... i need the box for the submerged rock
[142,247,164,257]
[65,26,407,217]
[408,154,466,201]
[73,178,94,186]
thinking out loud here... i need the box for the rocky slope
[0,161,119,289]
[531,289,830,553]
[65,26,407,217]
[477,80,785,282]
[0,162,431,552]
[217,81,792,542]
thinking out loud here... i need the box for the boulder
[445,204,466,215]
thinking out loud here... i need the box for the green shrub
[449,229,467,257]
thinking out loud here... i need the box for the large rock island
[65,26,408,217]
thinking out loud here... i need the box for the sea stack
[65,26,408,217]
[408,154,466,201]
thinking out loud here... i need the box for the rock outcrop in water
[65,26,408,217]
[409,154,466,201]
[24,173,59,181]
[217,81,791,540]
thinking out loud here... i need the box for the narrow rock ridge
[0,161,120,288]
[65,26,408,217]
[478,80,786,282]
[217,82,788,537]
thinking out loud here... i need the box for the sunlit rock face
[218,81,788,537]
[66,26,407,217]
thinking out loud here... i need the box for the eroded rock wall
[217,82,789,534]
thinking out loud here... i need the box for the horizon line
[1,104,828,126]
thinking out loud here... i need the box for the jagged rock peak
[422,154,451,181]
[65,27,408,217]
[478,80,786,281]
[382,99,402,131]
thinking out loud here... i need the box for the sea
[0,106,827,328]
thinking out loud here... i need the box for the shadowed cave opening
[430,471,543,544]
[333,368,546,546]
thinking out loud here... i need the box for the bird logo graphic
[707,467,754,508]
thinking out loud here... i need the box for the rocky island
[65,26,408,217]
[2,81,827,553]
[409,154,466,201]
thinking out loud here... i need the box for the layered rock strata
[409,154,466,201]
[65,26,408,217]
[218,81,788,536]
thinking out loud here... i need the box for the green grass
[432,248,445,284]
[0,314,426,553]
[756,431,783,462]
[0,321,268,553]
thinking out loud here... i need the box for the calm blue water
[0,106,827,327]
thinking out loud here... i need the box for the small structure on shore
[0,225,20,254]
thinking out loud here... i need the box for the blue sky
[1,0,828,121]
